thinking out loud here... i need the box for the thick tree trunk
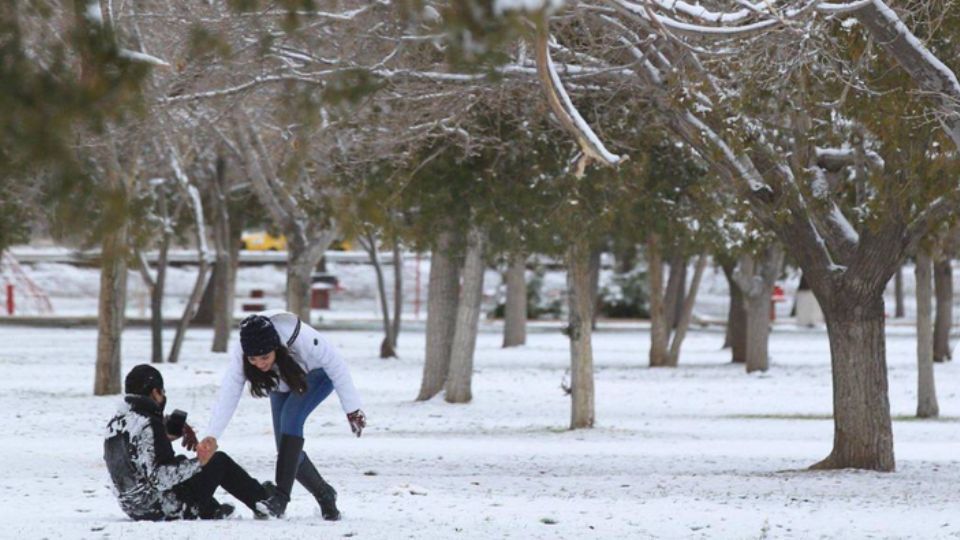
[933,258,952,362]
[666,253,708,366]
[417,229,460,401]
[664,253,687,329]
[445,227,486,404]
[210,158,235,353]
[503,254,527,348]
[647,233,670,367]
[94,226,128,395]
[811,290,895,472]
[916,253,939,418]
[286,237,326,325]
[566,238,595,429]
[734,247,784,373]
[721,262,746,363]
[894,266,905,318]
[744,295,770,373]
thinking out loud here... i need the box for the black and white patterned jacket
[103,395,201,520]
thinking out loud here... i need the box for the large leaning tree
[458,0,960,471]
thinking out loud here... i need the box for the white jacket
[206,310,362,439]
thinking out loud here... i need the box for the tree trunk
[94,226,128,395]
[894,266,905,318]
[721,262,746,363]
[167,252,209,364]
[664,253,687,329]
[916,252,940,418]
[647,233,669,367]
[286,237,325,324]
[744,294,770,373]
[417,229,460,401]
[566,238,595,429]
[734,247,784,373]
[444,227,486,404]
[666,253,708,366]
[364,234,397,359]
[210,156,235,353]
[391,241,403,350]
[811,290,895,472]
[933,258,952,362]
[503,254,527,347]
[589,245,602,329]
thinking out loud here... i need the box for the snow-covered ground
[2,324,960,539]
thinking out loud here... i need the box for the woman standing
[202,310,366,519]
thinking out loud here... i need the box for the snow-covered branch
[534,17,624,174]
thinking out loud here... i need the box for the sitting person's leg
[178,451,269,517]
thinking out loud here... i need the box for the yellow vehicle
[241,231,288,251]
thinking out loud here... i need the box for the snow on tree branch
[534,15,624,175]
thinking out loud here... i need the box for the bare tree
[566,237,595,428]
[915,251,939,418]
[444,226,486,403]
[733,246,784,373]
[503,253,527,347]
[417,228,461,401]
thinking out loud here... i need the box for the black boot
[297,454,340,521]
[253,482,276,520]
[258,435,304,518]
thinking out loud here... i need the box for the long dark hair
[243,346,308,397]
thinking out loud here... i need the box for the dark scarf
[125,394,165,418]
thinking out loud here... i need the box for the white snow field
[1,324,959,539]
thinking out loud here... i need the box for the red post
[5,284,13,316]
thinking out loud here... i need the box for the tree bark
[743,294,770,373]
[417,229,460,401]
[894,266,905,318]
[933,258,952,362]
[589,245,602,329]
[810,290,895,472]
[734,247,784,373]
[445,227,486,404]
[363,233,397,359]
[566,237,595,429]
[666,253,708,367]
[916,252,940,418]
[647,233,669,367]
[503,254,527,348]
[167,249,208,364]
[721,261,746,363]
[210,156,235,353]
[94,226,128,395]
[286,235,327,324]
[664,253,687,329]
[391,241,403,351]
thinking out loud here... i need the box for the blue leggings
[269,369,334,461]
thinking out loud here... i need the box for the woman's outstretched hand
[347,410,366,438]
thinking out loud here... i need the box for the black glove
[347,410,366,438]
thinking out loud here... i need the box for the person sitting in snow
[200,310,366,520]
[104,364,273,520]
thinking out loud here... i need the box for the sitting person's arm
[133,419,201,490]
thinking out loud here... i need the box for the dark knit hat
[125,364,164,396]
[240,314,281,357]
